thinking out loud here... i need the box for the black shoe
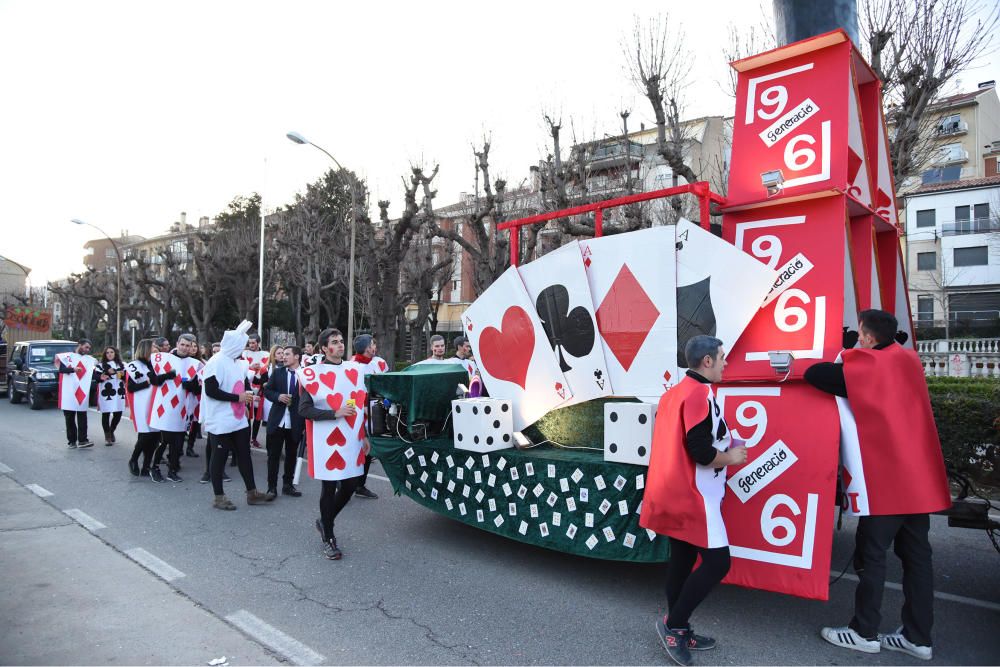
[656,618,693,666]
[323,536,342,560]
[149,467,165,483]
[282,484,302,497]
[223,472,231,482]
[166,470,183,483]
[129,459,141,476]
[77,439,94,449]
[199,472,210,484]
[265,488,278,501]
[686,626,716,651]
[355,486,378,499]
[186,448,199,458]
[67,442,77,449]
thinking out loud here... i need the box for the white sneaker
[881,627,932,660]
[820,626,880,654]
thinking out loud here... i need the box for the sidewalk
[0,475,277,666]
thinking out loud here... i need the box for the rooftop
[906,174,1000,196]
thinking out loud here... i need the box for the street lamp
[286,131,359,344]
[71,219,122,349]
[0,254,31,304]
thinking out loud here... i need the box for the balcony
[940,217,1000,236]
[934,149,970,166]
[935,120,969,137]
[587,142,644,173]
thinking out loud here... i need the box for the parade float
[361,29,914,602]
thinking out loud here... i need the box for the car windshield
[28,345,77,365]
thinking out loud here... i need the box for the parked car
[6,340,87,410]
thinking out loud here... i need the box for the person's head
[247,333,261,351]
[102,346,120,363]
[354,334,376,357]
[199,343,210,359]
[211,342,221,357]
[303,341,315,355]
[453,335,472,359]
[153,337,170,352]
[284,345,302,369]
[176,333,197,358]
[317,328,345,362]
[429,334,446,359]
[77,338,92,355]
[135,338,154,363]
[858,309,898,349]
[269,344,284,368]
[684,335,726,383]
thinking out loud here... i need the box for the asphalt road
[1,399,998,665]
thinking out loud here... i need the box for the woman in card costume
[125,339,161,479]
[97,346,126,445]
[639,336,748,667]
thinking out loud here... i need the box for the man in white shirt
[262,346,305,499]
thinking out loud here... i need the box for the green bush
[926,377,999,488]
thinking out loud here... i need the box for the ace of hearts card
[295,361,368,481]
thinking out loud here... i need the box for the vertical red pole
[697,184,711,231]
[510,227,520,266]
[594,208,604,237]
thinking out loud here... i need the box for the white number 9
[775,289,810,332]
[761,494,800,547]
[751,234,783,269]
[734,401,768,448]
[757,85,788,120]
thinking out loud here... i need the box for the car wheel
[28,383,45,410]
[7,379,23,404]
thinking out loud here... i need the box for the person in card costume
[805,310,950,660]
[350,333,389,500]
[184,341,204,459]
[242,333,269,448]
[125,339,163,479]
[413,334,461,366]
[96,345,126,445]
[298,327,371,561]
[639,336,748,667]
[203,320,271,510]
[450,334,480,379]
[56,338,95,448]
[150,334,201,483]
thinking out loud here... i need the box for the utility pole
[773,0,858,45]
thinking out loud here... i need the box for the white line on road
[0,461,12,473]
[125,547,185,582]
[63,508,106,532]
[368,473,390,482]
[225,609,326,666]
[841,573,1000,612]
[25,483,53,497]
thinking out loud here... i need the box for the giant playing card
[581,226,677,399]
[183,359,205,426]
[97,362,126,413]
[125,360,157,433]
[56,352,96,412]
[518,241,611,407]
[461,266,571,431]
[296,362,368,481]
[149,352,189,432]
[241,350,269,420]
[674,219,778,369]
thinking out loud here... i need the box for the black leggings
[319,476,363,540]
[101,411,122,434]
[129,432,159,473]
[664,537,731,630]
[209,428,256,495]
[153,431,185,472]
[187,422,201,449]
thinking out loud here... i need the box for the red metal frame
[497,182,725,266]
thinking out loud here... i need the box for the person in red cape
[640,335,748,667]
[350,333,387,500]
[805,309,950,661]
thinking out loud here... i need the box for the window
[938,143,965,162]
[916,209,935,228]
[955,205,971,233]
[937,114,961,132]
[917,252,937,271]
[921,166,962,184]
[954,246,988,267]
[105,248,116,259]
[917,296,934,323]
[974,203,990,222]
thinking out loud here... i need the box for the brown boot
[213,495,236,511]
[246,489,270,505]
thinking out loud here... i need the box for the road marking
[125,547,185,582]
[841,573,1000,612]
[63,508,106,532]
[225,609,325,666]
[25,483,53,497]
[0,462,12,473]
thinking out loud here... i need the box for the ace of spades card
[581,226,678,399]
[518,240,611,407]
[461,266,571,431]
[674,219,777,369]
[55,352,96,412]
[295,361,368,481]
[148,352,189,432]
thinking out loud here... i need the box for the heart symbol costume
[325,450,346,471]
[319,371,337,391]
[478,306,534,389]
[230,381,247,420]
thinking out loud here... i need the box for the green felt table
[366,365,469,427]
[370,435,670,563]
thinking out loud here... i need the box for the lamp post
[0,254,31,304]
[72,219,122,349]
[286,131,359,345]
[129,319,139,360]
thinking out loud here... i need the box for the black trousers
[318,476,363,540]
[101,411,122,434]
[266,427,299,489]
[63,410,88,444]
[359,454,373,486]
[209,427,256,496]
[187,422,201,449]
[129,431,159,472]
[153,431,185,472]
[849,514,934,646]
[664,537,731,630]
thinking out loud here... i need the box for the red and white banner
[56,353,96,412]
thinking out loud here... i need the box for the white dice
[603,402,655,466]
[452,398,514,452]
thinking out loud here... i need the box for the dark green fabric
[366,365,469,427]
[371,436,669,563]
[524,397,643,448]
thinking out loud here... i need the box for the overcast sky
[2,0,997,287]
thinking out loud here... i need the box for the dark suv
[7,340,82,410]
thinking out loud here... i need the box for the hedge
[926,376,999,488]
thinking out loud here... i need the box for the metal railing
[941,217,1000,236]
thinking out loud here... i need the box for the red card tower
[716,30,914,600]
